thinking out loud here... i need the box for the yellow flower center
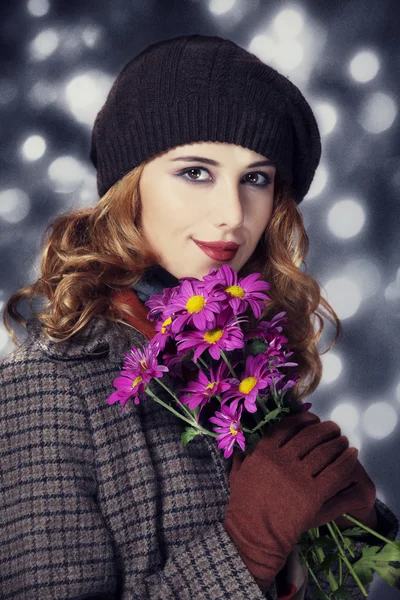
[205,381,218,393]
[131,375,143,388]
[140,359,147,370]
[239,376,257,395]
[229,422,239,436]
[161,316,172,334]
[186,294,206,313]
[204,328,224,344]
[225,285,245,298]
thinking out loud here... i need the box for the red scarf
[110,288,158,341]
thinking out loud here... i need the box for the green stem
[326,522,368,597]
[145,386,218,438]
[256,393,269,417]
[154,376,196,421]
[197,355,210,372]
[298,547,331,600]
[220,349,237,378]
[195,355,252,433]
[198,351,256,433]
[332,520,355,558]
[342,513,399,549]
[338,553,343,586]
[308,527,339,591]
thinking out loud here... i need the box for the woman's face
[138,141,276,281]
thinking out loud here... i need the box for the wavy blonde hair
[3,162,341,401]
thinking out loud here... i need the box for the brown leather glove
[322,458,377,531]
[223,410,371,593]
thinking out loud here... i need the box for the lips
[192,238,240,250]
[193,239,239,262]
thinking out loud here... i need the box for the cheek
[249,201,273,236]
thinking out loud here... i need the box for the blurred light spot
[343,258,381,299]
[0,326,9,353]
[396,381,400,404]
[0,189,31,223]
[359,92,397,133]
[348,50,380,83]
[273,8,304,38]
[28,80,58,107]
[304,163,328,200]
[321,352,342,384]
[324,277,361,319]
[64,70,113,126]
[82,25,102,48]
[78,170,97,204]
[209,0,236,15]
[313,102,338,136]
[330,402,360,435]
[0,79,18,106]
[248,35,275,62]
[48,156,84,193]
[27,0,50,17]
[347,432,362,453]
[384,267,400,303]
[328,199,365,239]
[274,39,304,70]
[30,28,59,60]
[363,402,397,439]
[21,135,46,161]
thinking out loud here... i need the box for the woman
[1,34,398,599]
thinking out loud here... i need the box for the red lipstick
[192,238,240,261]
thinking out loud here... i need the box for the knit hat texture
[90,34,321,204]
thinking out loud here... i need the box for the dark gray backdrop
[1,1,399,597]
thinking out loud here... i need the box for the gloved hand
[322,458,377,531]
[223,410,369,593]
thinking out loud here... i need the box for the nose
[212,182,244,230]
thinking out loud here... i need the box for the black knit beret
[90,34,321,205]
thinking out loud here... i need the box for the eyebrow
[169,156,274,168]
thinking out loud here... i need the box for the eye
[177,167,272,187]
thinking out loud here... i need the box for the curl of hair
[3,164,341,402]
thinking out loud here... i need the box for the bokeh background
[1,1,399,596]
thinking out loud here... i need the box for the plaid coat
[1,298,399,599]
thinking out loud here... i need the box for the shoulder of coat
[2,315,149,364]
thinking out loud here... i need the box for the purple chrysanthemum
[203,264,271,319]
[174,306,248,363]
[209,402,246,458]
[108,339,169,413]
[163,279,227,334]
[144,286,179,321]
[221,353,279,414]
[178,361,233,420]
[151,314,175,352]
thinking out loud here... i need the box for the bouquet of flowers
[108,264,400,598]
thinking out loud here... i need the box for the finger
[314,446,359,499]
[300,433,349,477]
[287,421,342,459]
[259,411,321,451]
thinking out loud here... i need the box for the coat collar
[27,289,152,362]
[28,265,179,362]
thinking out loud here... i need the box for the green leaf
[336,526,367,538]
[247,339,268,356]
[180,426,200,447]
[317,551,340,573]
[330,587,353,599]
[244,432,261,456]
[352,540,400,588]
